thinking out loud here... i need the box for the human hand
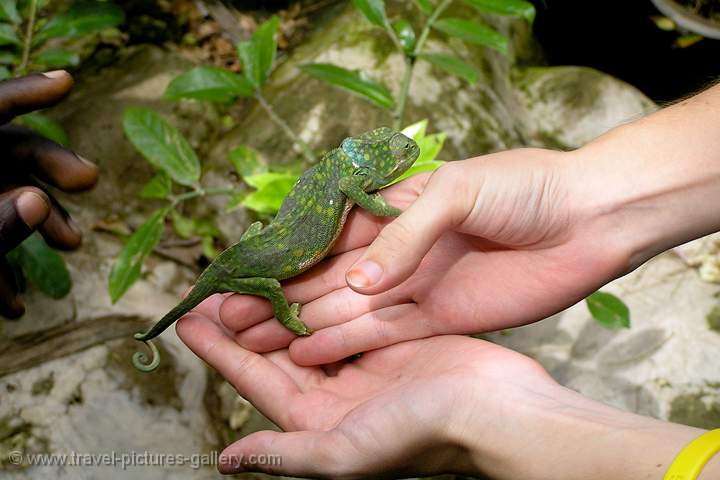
[0,71,98,318]
[219,148,628,364]
[177,299,706,479]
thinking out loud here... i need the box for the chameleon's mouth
[390,132,420,174]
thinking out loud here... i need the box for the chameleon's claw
[287,303,312,336]
[132,339,161,372]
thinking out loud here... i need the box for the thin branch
[391,0,454,129]
[393,57,414,130]
[18,0,38,75]
[413,0,453,56]
[255,91,317,163]
[169,186,237,206]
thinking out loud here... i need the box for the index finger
[0,71,74,123]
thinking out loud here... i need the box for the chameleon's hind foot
[284,302,312,336]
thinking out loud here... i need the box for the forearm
[457,382,716,480]
[568,83,720,271]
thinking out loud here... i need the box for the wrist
[455,380,707,480]
[567,84,720,273]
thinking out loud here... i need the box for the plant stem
[170,187,237,206]
[392,57,414,130]
[389,0,453,129]
[18,0,38,75]
[413,0,453,56]
[255,91,317,164]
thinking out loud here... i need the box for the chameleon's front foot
[284,302,312,336]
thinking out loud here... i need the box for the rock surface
[2,1,716,479]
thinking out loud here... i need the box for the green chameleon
[132,127,420,372]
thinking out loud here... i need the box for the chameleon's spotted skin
[132,127,420,371]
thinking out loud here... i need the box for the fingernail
[66,216,82,236]
[42,70,67,79]
[346,260,383,288]
[75,154,96,168]
[15,192,48,228]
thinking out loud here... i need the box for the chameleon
[132,127,420,372]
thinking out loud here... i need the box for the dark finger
[0,188,50,254]
[0,125,98,191]
[35,190,83,250]
[0,71,74,124]
[0,257,24,319]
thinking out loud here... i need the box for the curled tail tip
[132,339,160,372]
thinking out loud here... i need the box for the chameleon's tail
[132,269,220,372]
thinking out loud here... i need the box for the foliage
[1,1,123,308]
[7,233,72,299]
[304,0,535,128]
[585,291,631,330]
[3,0,124,139]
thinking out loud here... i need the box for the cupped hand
[176,297,557,479]
[217,148,627,365]
[0,71,98,318]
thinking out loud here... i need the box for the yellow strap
[664,429,720,480]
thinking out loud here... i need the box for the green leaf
[242,174,298,214]
[237,15,279,87]
[401,118,428,140]
[18,112,70,146]
[352,0,387,27]
[32,48,80,68]
[201,235,218,259]
[108,208,168,303]
[243,171,299,190]
[0,23,20,46]
[463,0,536,25]
[229,144,266,178]
[10,233,71,299]
[0,64,9,80]
[433,17,508,54]
[0,0,21,24]
[164,66,254,102]
[170,210,195,239]
[419,53,479,84]
[0,49,17,64]
[416,131,447,164]
[35,1,125,45]
[414,0,433,15]
[225,191,247,212]
[585,291,631,330]
[393,19,416,54]
[122,107,201,187]
[140,171,171,199]
[300,63,395,110]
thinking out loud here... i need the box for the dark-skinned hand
[0,70,98,319]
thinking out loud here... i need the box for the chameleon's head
[341,127,420,190]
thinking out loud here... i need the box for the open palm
[176,295,554,478]
[218,150,625,365]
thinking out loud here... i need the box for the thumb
[219,429,348,477]
[346,165,471,295]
